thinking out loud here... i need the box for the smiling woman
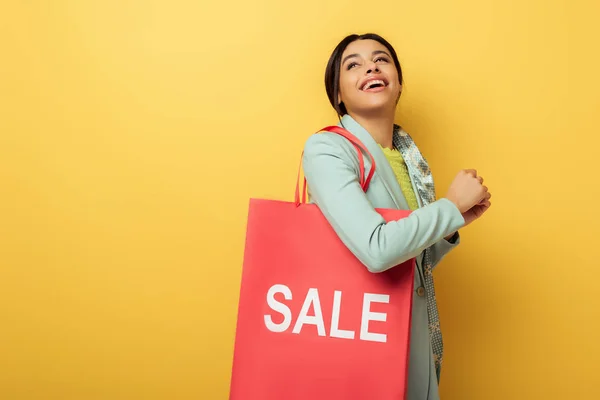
[325,34,404,128]
[302,33,492,399]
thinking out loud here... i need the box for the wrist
[444,197,462,213]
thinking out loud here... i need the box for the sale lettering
[263,284,390,343]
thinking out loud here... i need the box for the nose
[366,61,380,74]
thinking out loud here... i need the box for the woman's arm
[303,133,465,273]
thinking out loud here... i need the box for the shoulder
[303,131,357,164]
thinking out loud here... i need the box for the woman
[302,33,491,399]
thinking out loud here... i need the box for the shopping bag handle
[295,126,377,206]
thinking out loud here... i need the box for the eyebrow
[342,50,392,66]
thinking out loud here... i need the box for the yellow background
[1,1,599,399]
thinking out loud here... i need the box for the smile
[360,79,388,92]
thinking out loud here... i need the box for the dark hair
[324,33,403,118]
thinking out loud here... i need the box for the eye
[346,62,359,70]
[375,56,389,63]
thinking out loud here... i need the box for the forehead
[341,39,389,59]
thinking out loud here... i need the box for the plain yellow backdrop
[1,1,599,399]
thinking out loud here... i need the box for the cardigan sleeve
[302,133,465,273]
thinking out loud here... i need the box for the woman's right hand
[445,169,490,216]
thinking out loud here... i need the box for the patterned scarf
[392,125,444,381]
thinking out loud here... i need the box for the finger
[478,176,484,184]
[476,200,491,209]
[477,192,491,205]
[464,169,478,177]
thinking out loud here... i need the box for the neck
[348,111,395,149]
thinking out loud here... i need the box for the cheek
[387,72,401,96]
[339,74,357,102]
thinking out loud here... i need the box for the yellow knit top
[379,145,420,211]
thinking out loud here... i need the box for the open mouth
[361,79,388,91]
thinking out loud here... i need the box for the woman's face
[338,39,401,116]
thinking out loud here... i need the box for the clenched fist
[445,169,492,225]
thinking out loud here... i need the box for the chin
[356,100,395,115]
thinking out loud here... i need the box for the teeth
[362,80,385,90]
